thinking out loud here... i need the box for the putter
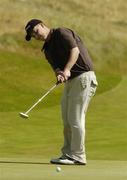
[19,82,59,119]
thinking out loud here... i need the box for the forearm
[64,47,79,71]
[54,47,80,82]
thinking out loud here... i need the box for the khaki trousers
[61,71,98,163]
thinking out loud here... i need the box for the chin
[43,37,46,41]
[38,37,44,41]
[39,36,45,41]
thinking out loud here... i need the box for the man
[25,19,98,165]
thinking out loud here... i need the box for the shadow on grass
[0,160,50,165]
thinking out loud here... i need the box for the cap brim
[25,34,31,41]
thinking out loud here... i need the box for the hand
[55,68,61,76]
[55,70,65,83]
[63,69,71,81]
[57,74,65,83]
[55,68,71,83]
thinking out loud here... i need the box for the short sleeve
[58,28,77,50]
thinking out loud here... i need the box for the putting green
[0,158,127,180]
[0,1,127,179]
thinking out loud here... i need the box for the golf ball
[56,166,61,172]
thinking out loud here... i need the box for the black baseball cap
[25,19,42,41]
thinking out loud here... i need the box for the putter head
[19,112,29,119]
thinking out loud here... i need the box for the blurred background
[0,0,127,161]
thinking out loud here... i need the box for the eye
[36,29,39,34]
[31,31,36,37]
[31,29,38,37]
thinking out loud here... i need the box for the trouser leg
[67,79,87,163]
[61,83,71,155]
[61,72,97,163]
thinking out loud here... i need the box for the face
[32,24,46,41]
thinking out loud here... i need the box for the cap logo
[25,25,31,31]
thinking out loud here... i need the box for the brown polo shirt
[42,28,93,79]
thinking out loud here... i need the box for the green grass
[86,76,127,160]
[0,159,127,180]
[0,50,126,161]
[0,1,127,179]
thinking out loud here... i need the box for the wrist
[55,68,62,76]
[64,67,71,73]
[63,68,71,80]
[55,68,61,73]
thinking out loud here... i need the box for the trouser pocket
[80,76,87,89]
[89,77,98,97]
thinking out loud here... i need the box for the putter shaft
[25,83,57,114]
[19,82,58,118]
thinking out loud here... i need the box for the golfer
[25,19,98,165]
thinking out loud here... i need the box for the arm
[55,47,79,83]
[63,47,80,80]
[54,28,80,82]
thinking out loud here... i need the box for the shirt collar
[42,29,54,51]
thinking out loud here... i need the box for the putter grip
[56,81,60,85]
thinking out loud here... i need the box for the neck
[45,28,51,42]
